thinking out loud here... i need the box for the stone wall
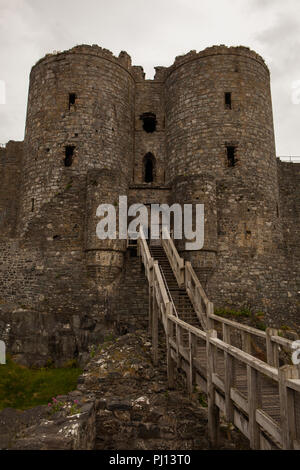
[0,141,23,238]
[0,44,299,367]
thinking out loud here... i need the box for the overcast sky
[0,0,300,155]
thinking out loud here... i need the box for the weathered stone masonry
[0,44,299,365]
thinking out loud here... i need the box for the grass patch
[0,356,82,411]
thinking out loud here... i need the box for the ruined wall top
[32,44,133,76]
[31,44,269,82]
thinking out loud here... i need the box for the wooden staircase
[149,245,200,329]
[138,230,300,450]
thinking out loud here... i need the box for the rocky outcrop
[0,390,96,450]
[0,328,249,450]
[80,329,249,450]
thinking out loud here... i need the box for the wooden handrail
[164,312,300,449]
[161,226,185,287]
[208,311,296,367]
[185,261,208,330]
[185,261,209,306]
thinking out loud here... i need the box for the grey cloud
[0,0,300,155]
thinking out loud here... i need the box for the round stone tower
[21,45,135,284]
[164,46,282,281]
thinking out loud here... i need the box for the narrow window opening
[140,112,157,133]
[145,159,153,182]
[64,146,75,167]
[69,93,76,109]
[31,198,34,212]
[143,152,156,183]
[226,146,236,167]
[225,92,232,109]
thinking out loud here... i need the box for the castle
[0,44,299,366]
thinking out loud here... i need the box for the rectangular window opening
[227,146,236,167]
[225,92,232,109]
[69,93,76,109]
[64,145,75,167]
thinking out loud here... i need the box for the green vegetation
[215,307,251,319]
[0,356,82,411]
[214,307,267,331]
[279,324,291,331]
[198,392,207,407]
[103,333,116,343]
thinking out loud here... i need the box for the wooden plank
[233,408,249,439]
[206,302,214,330]
[153,261,169,305]
[148,284,153,334]
[266,328,279,367]
[185,261,209,306]
[211,337,278,381]
[242,331,252,354]
[195,370,207,394]
[279,365,300,449]
[271,334,294,351]
[167,315,207,340]
[230,388,248,414]
[152,295,158,366]
[207,329,219,447]
[209,313,266,339]
[176,324,181,368]
[256,409,282,447]
[286,378,300,393]
[247,364,262,449]
[212,373,225,392]
[161,227,185,287]
[188,331,196,396]
[215,389,225,414]
[193,357,207,379]
[260,432,277,450]
[223,323,234,422]
[223,323,231,344]
[167,317,176,389]
[293,440,300,450]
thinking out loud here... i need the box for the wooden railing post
[152,292,158,366]
[223,324,234,423]
[241,331,252,354]
[188,331,196,397]
[266,328,279,367]
[279,365,300,449]
[247,365,262,449]
[176,324,182,368]
[149,267,153,334]
[207,301,214,330]
[206,329,219,447]
[167,317,176,389]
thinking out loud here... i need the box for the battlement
[32,44,134,77]
[31,44,269,84]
